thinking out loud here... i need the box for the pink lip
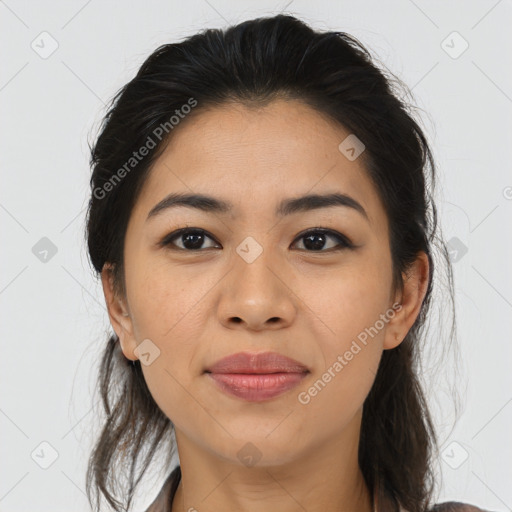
[205,351,309,402]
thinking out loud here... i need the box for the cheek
[125,262,214,426]
[310,256,393,347]
[139,358,195,431]
[298,256,392,411]
[297,284,387,430]
[126,257,213,341]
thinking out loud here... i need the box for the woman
[85,14,492,512]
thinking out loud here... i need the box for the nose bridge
[217,233,296,330]
[232,233,282,300]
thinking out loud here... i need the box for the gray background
[1,1,511,511]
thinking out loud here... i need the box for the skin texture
[101,99,430,512]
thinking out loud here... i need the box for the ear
[383,251,430,350]
[100,263,138,361]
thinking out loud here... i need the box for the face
[102,98,425,468]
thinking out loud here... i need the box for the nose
[216,250,297,332]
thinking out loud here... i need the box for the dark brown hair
[85,14,455,512]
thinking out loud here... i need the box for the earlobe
[100,263,138,361]
[383,251,430,350]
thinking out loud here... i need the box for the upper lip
[205,351,309,374]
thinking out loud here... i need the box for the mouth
[204,351,310,402]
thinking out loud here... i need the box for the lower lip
[206,372,308,402]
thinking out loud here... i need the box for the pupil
[183,232,203,249]
[304,233,325,251]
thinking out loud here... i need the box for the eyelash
[159,227,354,253]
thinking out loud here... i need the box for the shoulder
[143,465,181,512]
[428,502,494,512]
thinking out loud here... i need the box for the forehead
[132,99,386,227]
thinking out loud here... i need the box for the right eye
[160,228,221,251]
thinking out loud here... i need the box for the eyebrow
[146,192,369,222]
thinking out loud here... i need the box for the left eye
[292,228,353,252]
[160,228,353,252]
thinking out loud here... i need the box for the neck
[170,411,373,512]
